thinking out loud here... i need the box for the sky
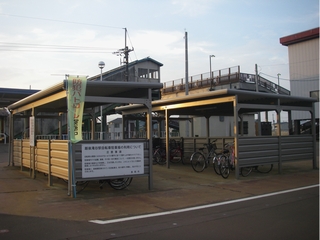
[0,0,319,91]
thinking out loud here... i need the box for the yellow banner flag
[67,75,87,143]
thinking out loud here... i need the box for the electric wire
[0,42,116,53]
[0,13,123,29]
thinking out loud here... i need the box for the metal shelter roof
[116,89,316,117]
[7,81,163,114]
[0,88,39,109]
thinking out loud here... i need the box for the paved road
[0,186,318,240]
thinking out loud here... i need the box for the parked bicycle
[240,164,274,177]
[190,139,228,174]
[169,138,183,164]
[219,143,273,178]
[62,178,133,194]
[153,138,183,165]
[219,142,235,179]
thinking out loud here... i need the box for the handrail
[162,66,290,95]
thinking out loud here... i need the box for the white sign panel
[81,142,144,178]
[29,116,35,146]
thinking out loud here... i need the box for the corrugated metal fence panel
[238,137,279,167]
[13,139,22,166]
[281,135,314,162]
[73,140,150,181]
[238,135,314,167]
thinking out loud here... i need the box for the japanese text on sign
[81,142,144,178]
[67,75,87,143]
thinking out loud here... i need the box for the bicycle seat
[198,147,205,151]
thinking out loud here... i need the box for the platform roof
[116,89,316,117]
[7,81,163,114]
[0,88,39,109]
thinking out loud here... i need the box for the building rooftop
[280,27,319,46]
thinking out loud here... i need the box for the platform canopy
[7,81,163,114]
[116,88,316,117]
[0,88,39,109]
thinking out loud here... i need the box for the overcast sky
[0,0,318,91]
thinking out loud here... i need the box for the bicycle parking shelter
[117,89,318,177]
[7,80,163,198]
[6,83,318,197]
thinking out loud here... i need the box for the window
[310,90,319,102]
[238,121,248,134]
[138,68,159,79]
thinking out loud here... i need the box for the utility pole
[113,28,134,81]
[277,73,281,94]
[255,64,258,92]
[185,31,189,95]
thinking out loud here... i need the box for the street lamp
[209,55,215,90]
[98,61,105,139]
[277,73,281,94]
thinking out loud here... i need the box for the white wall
[288,38,319,120]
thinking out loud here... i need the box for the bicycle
[240,164,274,177]
[153,145,166,165]
[169,138,183,164]
[219,142,235,179]
[62,177,133,193]
[219,143,273,178]
[190,139,228,174]
[153,139,183,165]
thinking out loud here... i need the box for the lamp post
[277,73,281,94]
[98,61,105,139]
[209,54,215,90]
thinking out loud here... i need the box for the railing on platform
[162,66,240,94]
[162,66,290,95]
[239,73,290,95]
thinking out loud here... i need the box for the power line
[0,42,116,53]
[0,13,123,29]
[260,72,290,81]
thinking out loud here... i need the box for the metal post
[255,64,258,92]
[185,31,189,95]
[277,73,281,94]
[98,61,105,139]
[209,55,215,90]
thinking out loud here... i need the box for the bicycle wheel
[257,164,273,173]
[154,150,166,165]
[219,156,230,179]
[190,152,206,172]
[212,156,221,175]
[76,181,89,193]
[108,178,133,190]
[169,139,177,149]
[241,167,253,177]
[170,148,182,163]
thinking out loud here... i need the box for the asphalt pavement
[0,142,319,239]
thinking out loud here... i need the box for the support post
[234,96,239,179]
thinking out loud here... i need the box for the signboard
[81,142,144,178]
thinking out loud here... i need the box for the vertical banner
[67,75,87,143]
